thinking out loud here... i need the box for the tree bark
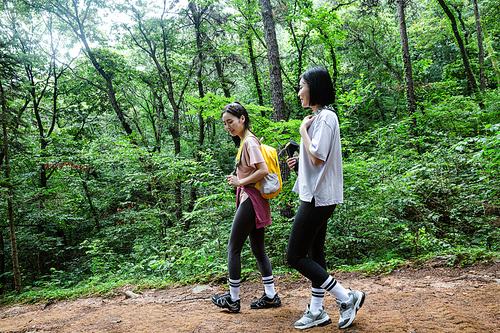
[214,58,231,98]
[82,180,100,232]
[472,0,486,91]
[188,0,211,228]
[0,230,4,294]
[246,30,264,108]
[199,31,231,98]
[452,4,469,46]
[436,0,479,95]
[258,0,293,217]
[396,0,418,149]
[0,84,22,292]
[317,26,340,105]
[259,0,286,121]
[482,26,500,87]
[287,20,310,95]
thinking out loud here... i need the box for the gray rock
[192,285,212,294]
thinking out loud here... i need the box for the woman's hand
[227,174,241,187]
[300,115,316,136]
[299,114,324,166]
[287,157,298,170]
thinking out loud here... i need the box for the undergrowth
[2,93,499,305]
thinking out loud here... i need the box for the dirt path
[1,260,500,333]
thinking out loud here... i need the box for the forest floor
[1,258,500,333]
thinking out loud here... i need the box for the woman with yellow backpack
[211,102,281,312]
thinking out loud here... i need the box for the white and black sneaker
[212,292,241,312]
[336,289,365,329]
[250,293,282,309]
[293,304,332,329]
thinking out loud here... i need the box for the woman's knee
[251,246,266,259]
[227,243,242,259]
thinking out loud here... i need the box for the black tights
[228,198,273,280]
[286,199,336,288]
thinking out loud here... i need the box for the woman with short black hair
[286,67,365,330]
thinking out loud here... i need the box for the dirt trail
[1,260,500,333]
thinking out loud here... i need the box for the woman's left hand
[227,174,241,187]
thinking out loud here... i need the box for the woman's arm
[227,161,268,187]
[300,116,324,166]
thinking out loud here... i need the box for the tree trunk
[0,229,4,294]
[259,0,294,217]
[452,4,469,46]
[0,43,22,294]
[82,179,100,232]
[472,0,486,91]
[317,27,339,105]
[259,0,286,122]
[1,104,22,292]
[80,42,134,138]
[396,0,418,150]
[188,0,209,228]
[482,26,500,87]
[436,0,479,95]
[214,57,231,98]
[246,31,264,108]
[329,45,338,105]
[152,88,162,153]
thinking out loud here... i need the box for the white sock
[229,278,240,301]
[262,275,276,298]
[310,288,325,315]
[321,276,350,301]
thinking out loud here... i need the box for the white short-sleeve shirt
[293,108,343,206]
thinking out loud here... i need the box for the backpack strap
[235,135,259,167]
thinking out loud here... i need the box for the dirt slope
[1,261,499,333]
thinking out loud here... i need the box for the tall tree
[436,0,479,95]
[276,0,313,96]
[187,0,209,226]
[121,0,194,222]
[471,0,486,91]
[0,230,4,294]
[232,0,265,107]
[481,25,500,87]
[246,29,264,107]
[396,0,417,147]
[0,44,22,293]
[259,0,286,121]
[33,0,136,139]
[308,3,352,107]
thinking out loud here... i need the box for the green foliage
[1,0,500,304]
[323,92,500,268]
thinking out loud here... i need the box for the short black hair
[300,67,335,107]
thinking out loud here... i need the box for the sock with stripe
[309,287,325,315]
[262,275,276,298]
[321,276,349,301]
[229,278,241,301]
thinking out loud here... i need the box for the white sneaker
[293,304,332,329]
[336,289,365,329]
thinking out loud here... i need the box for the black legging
[286,198,336,288]
[228,198,273,280]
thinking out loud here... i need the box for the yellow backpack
[236,135,282,199]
